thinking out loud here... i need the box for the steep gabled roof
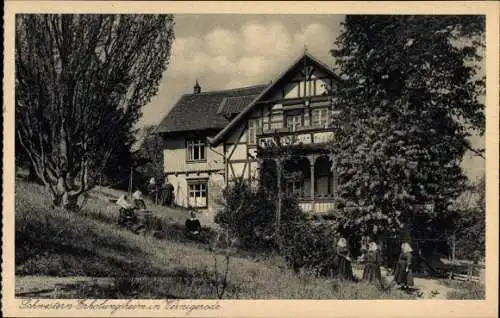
[207,52,342,146]
[156,84,268,134]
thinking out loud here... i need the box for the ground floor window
[188,181,207,208]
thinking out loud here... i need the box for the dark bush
[214,181,306,251]
[214,180,342,277]
[281,219,339,277]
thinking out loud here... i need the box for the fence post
[451,234,456,264]
[275,160,282,252]
[128,168,133,198]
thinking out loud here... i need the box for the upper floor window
[311,108,330,127]
[286,111,303,132]
[186,139,206,162]
[247,119,259,145]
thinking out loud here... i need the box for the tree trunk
[50,174,80,211]
[28,165,40,183]
[52,193,64,207]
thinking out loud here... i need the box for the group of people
[115,187,203,240]
[148,177,175,207]
[335,237,415,290]
[116,190,148,230]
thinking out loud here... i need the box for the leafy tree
[329,15,485,241]
[15,14,175,208]
[134,125,165,180]
[451,175,485,259]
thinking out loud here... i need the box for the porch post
[307,155,316,212]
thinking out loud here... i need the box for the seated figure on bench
[116,194,138,225]
[132,190,147,211]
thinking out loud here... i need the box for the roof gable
[207,53,342,146]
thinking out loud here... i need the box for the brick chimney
[193,79,201,94]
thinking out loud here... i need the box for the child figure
[362,242,382,286]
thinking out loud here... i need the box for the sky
[139,14,484,182]
[140,14,344,128]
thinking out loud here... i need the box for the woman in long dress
[336,237,354,281]
[394,242,414,290]
[362,242,382,286]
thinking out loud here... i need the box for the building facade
[156,53,342,219]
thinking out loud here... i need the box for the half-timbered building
[156,52,342,219]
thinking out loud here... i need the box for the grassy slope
[15,179,414,299]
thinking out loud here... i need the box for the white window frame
[188,181,208,208]
[311,108,330,127]
[247,119,259,145]
[286,112,302,132]
[186,139,206,162]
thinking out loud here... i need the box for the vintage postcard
[2,1,499,317]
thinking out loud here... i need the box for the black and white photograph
[3,1,499,316]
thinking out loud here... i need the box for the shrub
[281,219,339,276]
[214,181,306,251]
[214,181,344,277]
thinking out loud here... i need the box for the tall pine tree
[329,16,485,241]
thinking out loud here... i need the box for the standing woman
[394,242,414,290]
[362,242,382,286]
[336,237,354,281]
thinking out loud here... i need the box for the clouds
[167,20,303,85]
[176,20,335,84]
[294,23,336,55]
[169,20,336,84]
[205,28,239,58]
[141,18,339,129]
[241,22,292,57]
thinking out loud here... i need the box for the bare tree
[15,14,175,208]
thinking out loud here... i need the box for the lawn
[438,279,485,300]
[15,178,414,299]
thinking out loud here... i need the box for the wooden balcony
[257,126,335,149]
[298,197,336,214]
